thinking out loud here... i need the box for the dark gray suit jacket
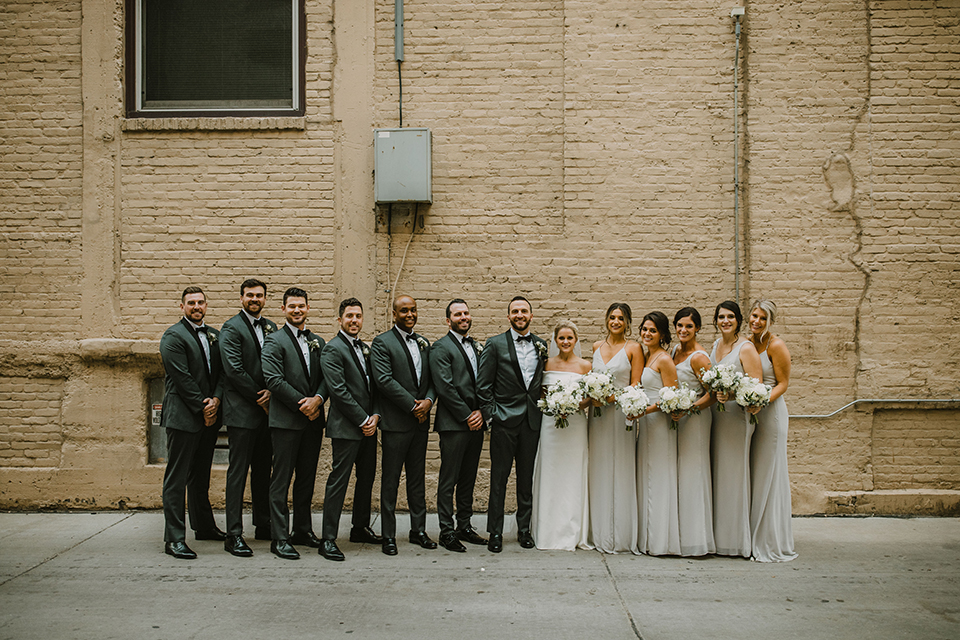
[261,325,328,432]
[429,332,481,433]
[371,327,436,433]
[320,332,376,441]
[159,318,224,433]
[476,330,546,431]
[219,312,278,430]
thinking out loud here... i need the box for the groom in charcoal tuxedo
[476,295,547,552]
[159,286,224,559]
[371,295,437,555]
[219,278,277,556]
[318,298,382,561]
[261,287,328,560]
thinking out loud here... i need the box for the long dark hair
[713,300,743,334]
[604,302,633,338]
[641,311,671,347]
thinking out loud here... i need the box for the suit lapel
[392,327,419,384]
[339,332,370,391]
[241,312,263,354]
[306,331,322,391]
[181,318,211,377]
[505,330,526,389]
[283,325,311,390]
[449,334,476,383]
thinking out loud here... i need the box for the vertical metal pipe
[733,17,741,303]
[396,0,404,127]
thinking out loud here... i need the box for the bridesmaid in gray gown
[747,300,797,562]
[671,307,716,557]
[588,303,644,554]
[709,301,762,558]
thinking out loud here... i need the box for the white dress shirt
[510,328,537,389]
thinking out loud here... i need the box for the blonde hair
[750,299,778,343]
[553,319,579,341]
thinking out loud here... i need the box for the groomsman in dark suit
[219,278,277,556]
[318,298,382,561]
[159,286,225,559]
[476,295,547,552]
[260,287,328,560]
[371,295,437,555]
[429,299,488,553]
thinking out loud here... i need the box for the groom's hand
[466,409,484,431]
[361,415,379,436]
[412,398,433,423]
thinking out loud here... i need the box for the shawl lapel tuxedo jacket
[429,332,481,432]
[261,326,328,431]
[219,312,278,430]
[476,329,546,431]
[159,318,224,433]
[371,327,436,433]
[320,332,376,440]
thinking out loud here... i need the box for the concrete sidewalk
[0,513,957,640]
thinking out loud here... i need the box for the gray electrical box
[374,128,432,203]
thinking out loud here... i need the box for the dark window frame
[124,0,306,119]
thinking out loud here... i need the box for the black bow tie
[406,334,418,343]
[253,318,264,327]
[196,326,208,334]
[297,329,307,339]
[516,334,532,343]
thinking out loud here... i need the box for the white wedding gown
[531,370,590,550]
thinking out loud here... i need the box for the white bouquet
[537,379,584,429]
[579,370,617,417]
[735,376,771,426]
[699,364,742,412]
[616,385,650,431]
[657,383,701,430]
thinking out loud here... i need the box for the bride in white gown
[531,320,593,551]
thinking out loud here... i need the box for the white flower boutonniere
[208,332,218,345]
[534,340,547,360]
[416,336,429,352]
[263,324,275,335]
[474,341,484,354]
[361,344,371,358]
[307,339,321,352]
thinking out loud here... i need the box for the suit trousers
[437,429,485,536]
[321,434,377,540]
[380,429,429,538]
[487,420,541,536]
[268,427,323,541]
[163,426,218,542]
[225,425,272,536]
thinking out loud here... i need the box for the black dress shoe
[518,530,536,549]
[349,526,383,545]
[290,532,322,548]
[165,541,197,559]
[319,539,345,562]
[439,533,466,553]
[194,527,226,541]
[270,540,300,560]
[487,533,503,553]
[224,535,253,557]
[254,526,271,541]
[456,526,488,546]
[408,531,438,549]
[381,538,398,556]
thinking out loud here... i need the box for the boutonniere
[263,324,275,335]
[361,344,371,358]
[474,341,484,354]
[416,336,428,352]
[208,332,218,345]
[534,341,547,360]
[307,339,321,352]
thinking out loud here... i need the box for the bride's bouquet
[657,383,701,430]
[537,379,584,429]
[735,376,771,426]
[616,385,650,431]
[699,364,742,412]
[579,370,617,417]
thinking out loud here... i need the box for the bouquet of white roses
[616,385,650,431]
[735,376,771,426]
[699,364,742,412]
[537,379,584,429]
[579,370,617,417]
[657,383,701,430]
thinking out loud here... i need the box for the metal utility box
[374,128,432,203]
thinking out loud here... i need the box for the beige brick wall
[0,377,64,467]
[0,1,83,339]
[0,0,957,513]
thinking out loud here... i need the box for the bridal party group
[158,279,796,564]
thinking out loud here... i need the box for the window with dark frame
[126,0,304,117]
